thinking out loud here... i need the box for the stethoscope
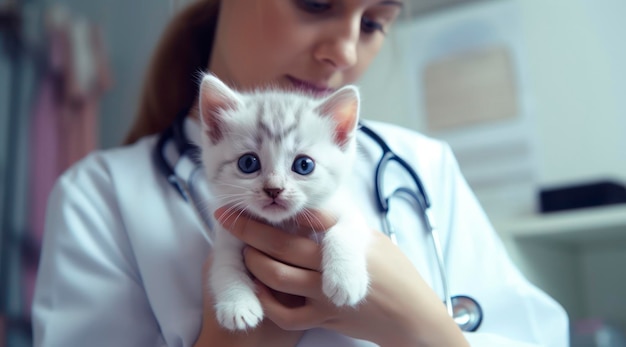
[154,112,483,332]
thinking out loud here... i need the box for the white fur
[199,74,371,331]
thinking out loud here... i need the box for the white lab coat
[32,119,569,347]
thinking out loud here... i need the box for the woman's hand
[193,254,305,347]
[215,208,469,347]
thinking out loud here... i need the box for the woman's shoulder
[60,135,158,184]
[48,132,184,245]
[360,120,452,160]
[362,119,446,144]
[53,135,160,205]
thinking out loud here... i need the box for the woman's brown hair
[124,0,220,145]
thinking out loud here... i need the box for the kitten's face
[199,74,359,225]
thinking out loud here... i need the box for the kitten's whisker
[212,181,248,190]
[206,192,247,202]
[209,194,248,203]
[295,210,324,244]
[211,200,247,233]
[227,202,250,229]
[212,185,247,192]
[214,181,249,194]
[214,199,247,224]
[302,209,326,233]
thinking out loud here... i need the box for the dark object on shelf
[539,180,626,213]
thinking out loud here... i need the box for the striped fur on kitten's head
[198,73,360,225]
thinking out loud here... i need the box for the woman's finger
[244,246,324,299]
[255,282,322,331]
[200,255,215,310]
[214,208,325,271]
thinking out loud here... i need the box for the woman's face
[209,0,403,95]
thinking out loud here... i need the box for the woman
[32,0,569,346]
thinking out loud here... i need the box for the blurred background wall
[1,1,174,345]
[37,0,174,148]
[359,0,626,189]
[1,0,625,346]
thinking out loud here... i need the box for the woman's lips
[287,76,335,96]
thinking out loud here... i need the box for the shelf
[494,204,626,326]
[493,204,626,247]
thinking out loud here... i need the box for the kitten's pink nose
[264,188,283,199]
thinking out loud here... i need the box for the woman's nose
[314,18,360,70]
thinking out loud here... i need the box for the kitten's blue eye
[292,156,315,175]
[238,154,261,174]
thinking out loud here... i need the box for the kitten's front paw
[322,264,369,307]
[215,296,264,331]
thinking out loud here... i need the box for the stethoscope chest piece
[451,295,483,332]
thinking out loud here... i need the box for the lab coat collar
[183,116,203,148]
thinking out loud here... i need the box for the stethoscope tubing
[359,123,473,327]
[358,124,431,211]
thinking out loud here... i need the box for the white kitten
[198,73,371,331]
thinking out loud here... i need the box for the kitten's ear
[199,73,241,144]
[316,86,360,148]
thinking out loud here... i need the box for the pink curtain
[25,14,112,317]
